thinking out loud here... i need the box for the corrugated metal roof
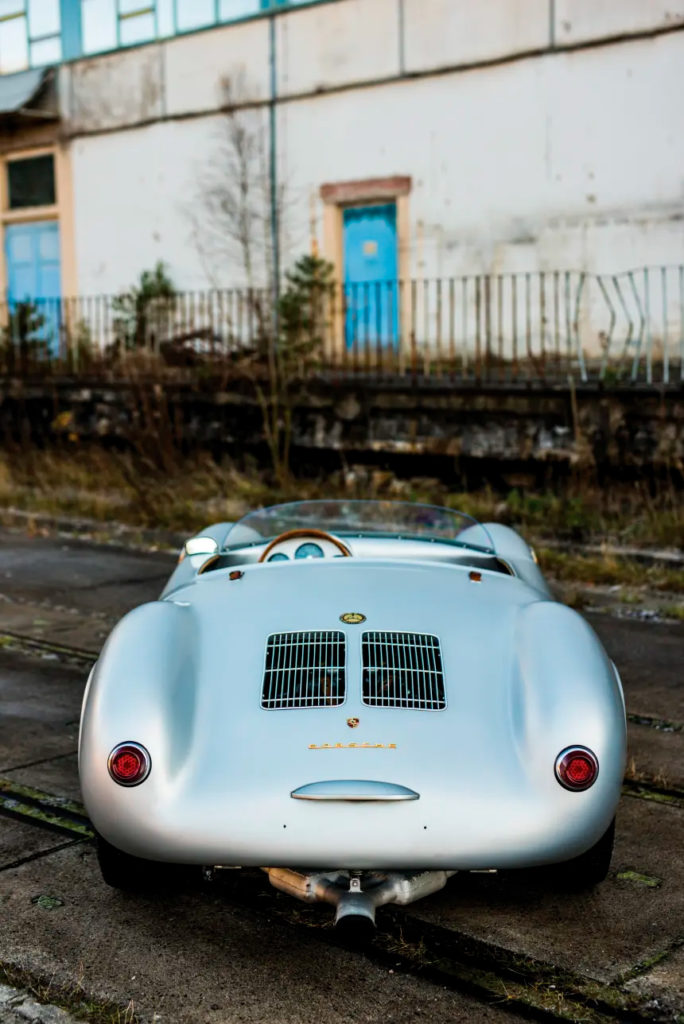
[0,67,53,115]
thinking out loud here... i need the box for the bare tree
[188,76,281,332]
[187,75,333,485]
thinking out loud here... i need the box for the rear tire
[550,818,615,890]
[95,832,186,893]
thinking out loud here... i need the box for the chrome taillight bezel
[107,742,151,787]
[555,746,599,791]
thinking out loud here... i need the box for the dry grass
[0,444,682,566]
[0,959,140,1024]
[537,547,684,594]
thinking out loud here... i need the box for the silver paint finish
[80,523,626,873]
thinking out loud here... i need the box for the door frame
[0,144,76,303]
[320,176,411,359]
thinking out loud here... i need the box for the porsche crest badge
[340,612,366,624]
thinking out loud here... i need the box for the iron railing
[1,266,682,386]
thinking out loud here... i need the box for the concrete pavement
[1,527,682,1023]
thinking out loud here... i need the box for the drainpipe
[60,0,83,61]
[268,9,280,343]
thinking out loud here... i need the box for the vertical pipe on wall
[397,0,405,75]
[269,10,280,345]
[60,0,83,60]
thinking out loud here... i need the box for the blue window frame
[0,0,62,74]
[0,0,322,72]
[80,0,318,56]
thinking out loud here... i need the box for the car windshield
[224,500,495,553]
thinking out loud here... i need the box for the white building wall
[402,0,549,72]
[65,0,684,298]
[553,0,684,45]
[278,0,400,95]
[284,29,684,278]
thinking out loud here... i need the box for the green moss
[616,870,663,889]
[0,960,140,1023]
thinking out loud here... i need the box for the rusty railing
[0,266,682,386]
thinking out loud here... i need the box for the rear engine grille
[262,631,346,709]
[361,632,446,710]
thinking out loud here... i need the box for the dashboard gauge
[295,543,324,559]
[268,552,289,562]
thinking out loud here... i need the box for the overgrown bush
[0,301,50,374]
[112,261,176,353]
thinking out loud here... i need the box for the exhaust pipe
[264,867,456,928]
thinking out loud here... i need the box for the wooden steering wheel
[258,528,352,563]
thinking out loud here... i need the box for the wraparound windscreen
[226,501,495,554]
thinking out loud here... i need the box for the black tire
[95,832,188,894]
[549,818,615,890]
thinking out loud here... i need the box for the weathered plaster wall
[58,0,684,300]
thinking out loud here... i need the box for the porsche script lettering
[308,742,397,750]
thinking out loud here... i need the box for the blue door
[5,221,62,354]
[343,203,398,349]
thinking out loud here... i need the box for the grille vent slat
[362,632,446,710]
[262,631,346,709]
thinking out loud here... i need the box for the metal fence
[1,265,682,386]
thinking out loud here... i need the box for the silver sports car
[79,500,626,927]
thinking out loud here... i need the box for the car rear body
[79,556,626,870]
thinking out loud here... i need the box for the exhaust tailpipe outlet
[334,877,377,931]
[264,867,456,929]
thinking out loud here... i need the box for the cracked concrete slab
[0,533,170,618]
[624,944,684,1022]
[0,602,114,653]
[1,531,683,1020]
[0,653,83,773]
[0,819,72,873]
[2,757,81,805]
[587,614,684,723]
[0,845,518,1024]
[626,722,684,790]
[407,796,684,985]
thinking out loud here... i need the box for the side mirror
[180,536,219,562]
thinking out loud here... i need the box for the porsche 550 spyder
[79,500,626,927]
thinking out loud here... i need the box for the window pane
[0,15,28,73]
[176,0,213,31]
[28,0,59,37]
[119,10,154,43]
[219,0,260,19]
[7,155,56,210]
[156,0,172,35]
[30,32,60,63]
[81,0,117,53]
[118,0,149,13]
[0,0,24,17]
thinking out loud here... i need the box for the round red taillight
[108,743,151,787]
[555,746,598,791]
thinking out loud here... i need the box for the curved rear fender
[482,523,551,596]
[511,601,626,796]
[79,601,198,793]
